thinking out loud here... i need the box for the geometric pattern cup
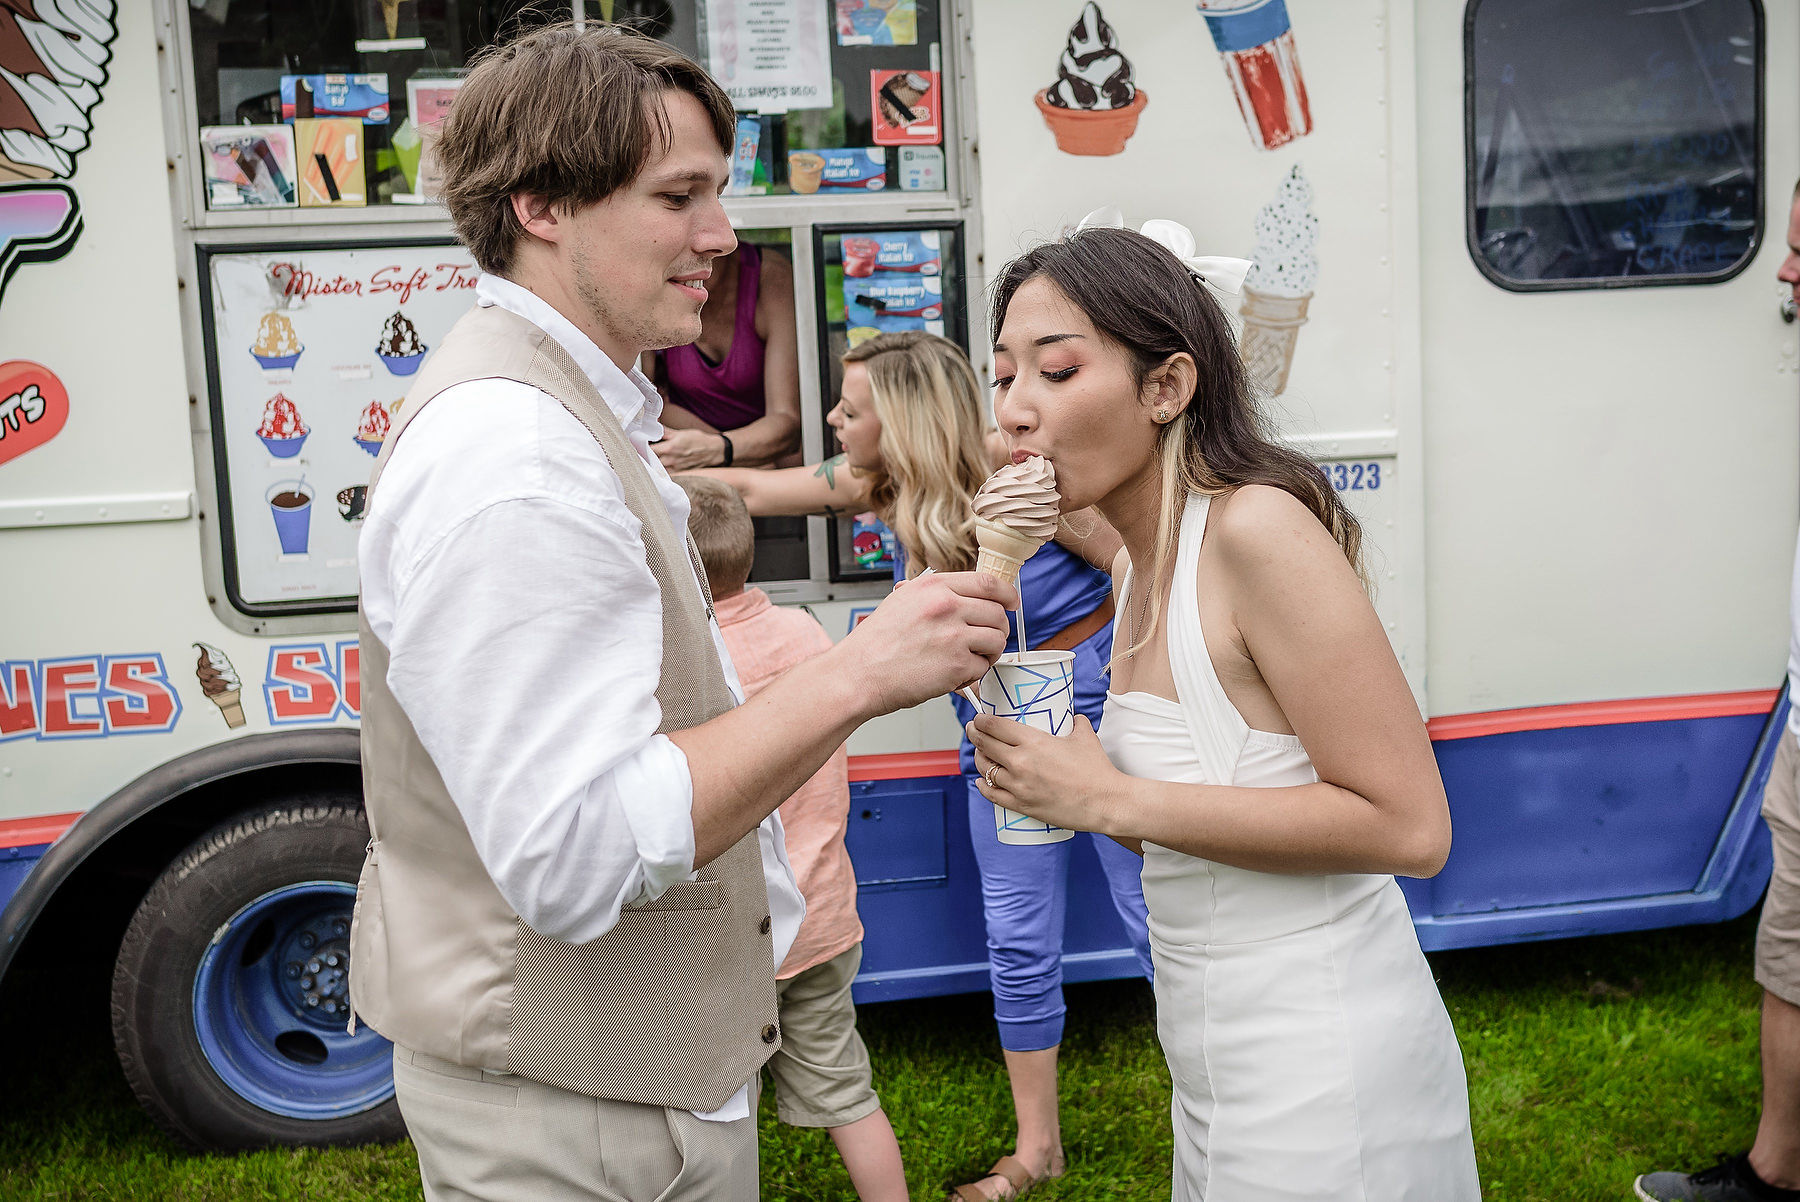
[977,650,1078,845]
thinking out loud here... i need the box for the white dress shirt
[359,273,804,1121]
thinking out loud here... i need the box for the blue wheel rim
[192,881,393,1120]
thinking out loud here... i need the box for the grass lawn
[0,913,1768,1201]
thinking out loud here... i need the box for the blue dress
[900,540,1154,1050]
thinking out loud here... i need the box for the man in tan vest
[348,22,1013,1202]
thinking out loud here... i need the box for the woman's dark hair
[991,227,1364,655]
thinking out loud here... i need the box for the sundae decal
[0,359,68,466]
[256,392,308,457]
[0,1,118,305]
[263,641,359,725]
[1036,3,1146,157]
[353,398,390,455]
[250,311,303,371]
[376,310,426,375]
[336,484,368,522]
[1,653,182,742]
[193,642,246,729]
[1240,164,1319,397]
[1197,0,1313,151]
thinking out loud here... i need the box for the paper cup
[978,650,1077,845]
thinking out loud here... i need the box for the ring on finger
[984,764,999,787]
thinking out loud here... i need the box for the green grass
[0,914,1770,1200]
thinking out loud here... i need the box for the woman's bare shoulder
[1207,484,1345,577]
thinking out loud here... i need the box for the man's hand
[833,571,1015,716]
[653,427,727,470]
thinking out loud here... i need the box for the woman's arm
[658,400,717,433]
[686,453,873,519]
[971,487,1450,879]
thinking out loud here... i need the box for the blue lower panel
[846,704,1783,996]
[846,776,1137,1003]
[0,844,47,916]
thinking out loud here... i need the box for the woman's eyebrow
[992,333,1084,353]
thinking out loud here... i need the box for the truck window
[1465,0,1762,290]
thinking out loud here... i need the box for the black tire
[109,797,405,1150]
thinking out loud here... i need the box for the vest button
[761,1023,778,1044]
[759,915,772,935]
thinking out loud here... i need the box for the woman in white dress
[966,215,1481,1202]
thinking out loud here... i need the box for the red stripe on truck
[0,811,80,850]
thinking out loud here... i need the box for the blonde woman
[692,330,1151,1201]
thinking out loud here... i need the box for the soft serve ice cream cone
[1240,165,1319,397]
[194,643,246,729]
[972,456,1060,586]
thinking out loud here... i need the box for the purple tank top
[663,243,768,431]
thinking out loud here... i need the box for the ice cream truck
[0,0,1793,1150]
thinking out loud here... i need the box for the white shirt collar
[474,272,664,432]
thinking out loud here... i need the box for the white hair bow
[1074,205,1252,297]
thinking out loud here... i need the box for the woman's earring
[1155,408,1171,423]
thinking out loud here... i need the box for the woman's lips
[1010,448,1045,465]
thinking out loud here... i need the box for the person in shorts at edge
[678,476,909,1202]
[347,22,1012,1202]
[1635,185,1800,1202]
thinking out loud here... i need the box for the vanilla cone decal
[972,457,1060,587]
[0,1,118,304]
[194,642,247,729]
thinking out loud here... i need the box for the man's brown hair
[677,476,756,599]
[435,21,735,275]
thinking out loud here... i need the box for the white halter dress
[1099,494,1479,1202]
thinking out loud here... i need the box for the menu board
[201,241,478,612]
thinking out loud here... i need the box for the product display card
[280,73,391,123]
[206,244,479,607]
[871,69,940,145]
[296,119,366,207]
[836,0,917,45]
[702,0,834,113]
[201,125,298,209]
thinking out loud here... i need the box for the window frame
[1461,0,1766,293]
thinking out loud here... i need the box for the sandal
[949,1154,1062,1201]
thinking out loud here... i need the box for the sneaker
[1635,1154,1800,1202]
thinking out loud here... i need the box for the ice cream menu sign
[204,244,477,610]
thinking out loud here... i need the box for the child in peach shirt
[678,477,907,1202]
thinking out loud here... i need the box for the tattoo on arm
[814,454,846,489]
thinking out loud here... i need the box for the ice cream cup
[788,151,826,194]
[1034,88,1149,157]
[250,347,303,371]
[355,437,384,457]
[260,432,307,459]
[978,650,1078,845]
[267,480,313,556]
[377,347,427,376]
[1238,288,1311,396]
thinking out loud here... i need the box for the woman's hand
[654,427,728,470]
[968,713,1132,835]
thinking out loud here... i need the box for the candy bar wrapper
[281,73,391,123]
[816,148,887,191]
[842,231,942,278]
[295,118,367,208]
[844,273,944,335]
[200,124,297,209]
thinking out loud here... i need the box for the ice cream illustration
[1240,165,1319,397]
[337,484,368,522]
[376,311,426,375]
[193,642,246,729]
[256,392,308,458]
[380,0,409,40]
[1036,3,1147,157]
[353,399,390,456]
[0,1,117,182]
[268,480,313,555]
[877,70,930,129]
[972,456,1060,588]
[1197,0,1313,151]
[250,311,303,371]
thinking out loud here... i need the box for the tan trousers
[393,1046,758,1202]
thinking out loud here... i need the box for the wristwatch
[719,432,734,466]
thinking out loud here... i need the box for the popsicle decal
[0,1,119,306]
[1197,0,1313,151]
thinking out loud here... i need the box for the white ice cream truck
[1,0,1793,1150]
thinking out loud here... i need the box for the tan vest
[348,303,780,1111]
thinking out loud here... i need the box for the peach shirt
[713,587,864,978]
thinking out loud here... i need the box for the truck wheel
[110,798,403,1150]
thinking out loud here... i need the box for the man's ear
[1142,353,1199,420]
[511,193,562,244]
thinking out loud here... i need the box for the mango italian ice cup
[256,393,308,458]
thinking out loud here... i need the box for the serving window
[1465,0,1762,290]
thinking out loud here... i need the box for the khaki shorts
[1758,725,1800,1007]
[765,942,881,1129]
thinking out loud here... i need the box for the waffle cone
[211,690,247,729]
[1238,288,1312,397]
